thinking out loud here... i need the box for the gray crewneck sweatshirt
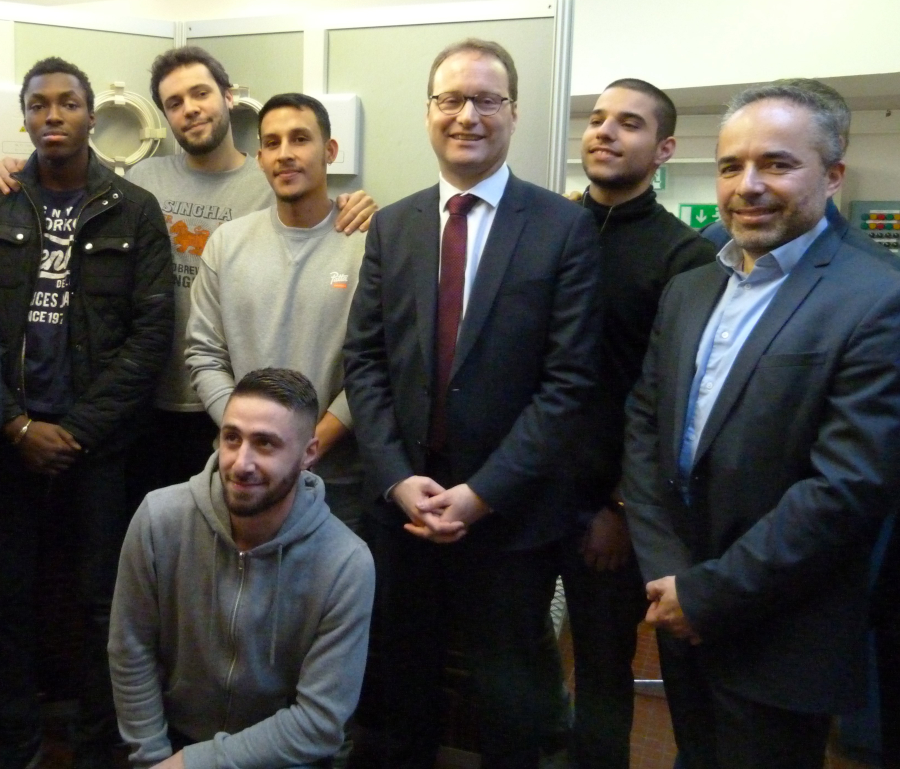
[186,204,364,481]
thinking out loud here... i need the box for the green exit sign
[652,167,667,191]
[679,203,719,229]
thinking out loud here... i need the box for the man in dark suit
[343,38,599,769]
[696,78,900,768]
[622,82,900,769]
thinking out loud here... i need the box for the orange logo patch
[168,217,211,256]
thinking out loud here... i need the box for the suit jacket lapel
[672,269,729,463]
[412,186,441,378]
[451,175,527,380]
[693,226,839,465]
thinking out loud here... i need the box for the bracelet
[12,418,32,445]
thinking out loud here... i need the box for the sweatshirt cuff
[207,392,230,427]
[182,740,215,769]
[327,390,352,429]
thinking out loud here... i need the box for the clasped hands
[390,475,491,544]
[4,416,81,476]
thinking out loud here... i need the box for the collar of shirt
[716,216,829,283]
[678,215,830,479]
[437,164,510,315]
[438,163,509,213]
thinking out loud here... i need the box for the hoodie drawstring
[269,544,283,666]
[210,531,219,648]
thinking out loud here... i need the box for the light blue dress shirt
[678,217,829,481]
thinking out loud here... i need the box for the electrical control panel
[850,200,900,255]
[315,94,361,175]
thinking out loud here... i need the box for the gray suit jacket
[344,172,601,550]
[622,222,900,712]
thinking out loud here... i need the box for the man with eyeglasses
[344,38,600,769]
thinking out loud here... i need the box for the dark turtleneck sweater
[575,186,717,506]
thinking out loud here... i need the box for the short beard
[175,112,231,157]
[727,210,820,259]
[583,163,647,192]
[275,190,308,204]
[222,465,300,519]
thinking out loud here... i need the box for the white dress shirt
[438,163,510,316]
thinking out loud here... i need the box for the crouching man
[108,368,375,769]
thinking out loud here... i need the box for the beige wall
[187,32,304,103]
[571,0,900,97]
[15,23,169,94]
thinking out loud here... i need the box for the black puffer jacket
[0,151,173,452]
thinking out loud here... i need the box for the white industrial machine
[91,82,166,175]
[229,84,263,156]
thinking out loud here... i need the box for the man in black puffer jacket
[0,57,172,769]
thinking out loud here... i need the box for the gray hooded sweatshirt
[108,453,374,769]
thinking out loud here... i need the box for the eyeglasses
[429,92,512,116]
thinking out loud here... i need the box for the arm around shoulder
[185,229,235,426]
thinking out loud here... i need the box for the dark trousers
[872,520,900,769]
[127,408,218,508]
[367,515,560,769]
[323,481,365,534]
[559,532,647,769]
[0,441,131,758]
[657,632,831,769]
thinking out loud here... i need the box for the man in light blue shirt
[678,219,827,481]
[622,82,900,769]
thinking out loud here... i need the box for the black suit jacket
[622,223,900,712]
[344,172,600,550]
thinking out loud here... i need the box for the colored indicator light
[878,223,885,230]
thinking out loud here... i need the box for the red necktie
[429,193,479,450]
